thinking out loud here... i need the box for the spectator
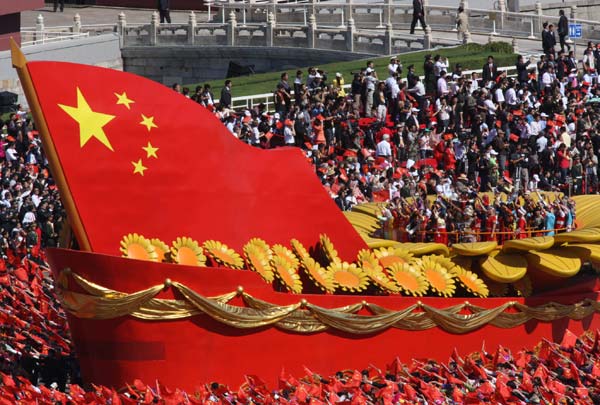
[158,0,171,24]
[220,79,233,110]
[482,55,498,85]
[410,0,427,34]
[557,9,571,53]
[455,6,469,42]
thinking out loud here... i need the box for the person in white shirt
[536,133,548,152]
[376,134,392,159]
[469,73,480,94]
[433,56,449,77]
[528,116,541,138]
[387,56,401,77]
[437,71,449,97]
[494,84,505,105]
[283,120,295,145]
[5,146,18,162]
[541,66,555,89]
[385,74,400,100]
[505,82,518,107]
[483,94,497,116]
[22,210,36,225]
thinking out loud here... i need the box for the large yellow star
[142,142,159,159]
[132,159,147,176]
[58,87,116,151]
[140,114,158,132]
[115,92,135,110]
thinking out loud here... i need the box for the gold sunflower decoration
[452,266,489,298]
[319,234,340,264]
[120,233,158,262]
[203,240,245,269]
[246,238,272,260]
[300,256,335,293]
[149,238,170,262]
[328,261,369,293]
[357,249,399,293]
[243,244,275,283]
[272,244,300,269]
[170,237,207,266]
[290,238,310,260]
[425,254,458,274]
[272,256,303,293]
[374,247,414,269]
[388,262,429,296]
[419,256,456,297]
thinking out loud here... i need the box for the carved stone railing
[213,0,600,42]
[115,11,444,54]
[21,1,600,51]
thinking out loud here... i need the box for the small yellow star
[132,159,147,176]
[115,92,135,110]
[140,114,157,132]
[142,142,159,159]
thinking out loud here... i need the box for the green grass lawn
[185,42,517,99]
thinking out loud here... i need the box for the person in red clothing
[486,206,498,242]
[516,208,528,239]
[444,142,457,172]
[312,117,326,145]
[555,203,566,232]
[556,143,571,184]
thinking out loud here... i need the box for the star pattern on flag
[131,159,147,176]
[140,114,158,132]
[115,92,135,110]
[58,87,116,151]
[142,142,159,159]
[61,87,161,177]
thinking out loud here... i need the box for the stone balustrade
[22,1,600,53]
[117,11,444,55]
[215,0,600,42]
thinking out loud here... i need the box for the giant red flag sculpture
[12,44,366,259]
[12,40,600,390]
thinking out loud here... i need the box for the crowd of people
[1,13,600,400]
[2,330,600,404]
[0,111,77,392]
[173,35,600,244]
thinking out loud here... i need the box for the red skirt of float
[47,248,600,390]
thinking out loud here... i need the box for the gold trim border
[56,269,600,335]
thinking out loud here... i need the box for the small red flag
[561,329,578,349]
[12,267,28,282]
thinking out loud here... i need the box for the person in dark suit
[557,10,570,53]
[482,56,498,84]
[542,23,557,57]
[158,0,172,24]
[516,55,531,85]
[53,0,64,12]
[410,0,427,35]
[220,80,233,109]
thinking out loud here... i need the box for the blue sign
[569,23,582,38]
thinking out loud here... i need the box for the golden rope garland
[55,268,600,335]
